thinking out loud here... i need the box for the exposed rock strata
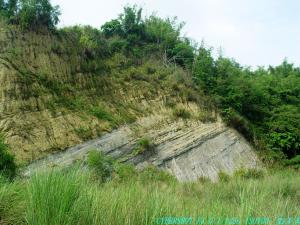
[24,118,260,181]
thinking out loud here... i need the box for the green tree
[145,16,182,47]
[17,0,60,30]
[0,0,5,12]
[193,45,215,92]
[6,0,18,19]
[101,19,122,37]
[101,6,144,41]
[170,38,195,68]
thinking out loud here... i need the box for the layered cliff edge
[0,24,261,180]
[24,110,260,181]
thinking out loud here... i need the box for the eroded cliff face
[0,24,261,180]
[24,108,261,181]
[0,24,199,163]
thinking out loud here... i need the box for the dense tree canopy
[0,0,60,30]
[194,55,300,163]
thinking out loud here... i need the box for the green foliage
[87,150,114,182]
[193,45,215,92]
[284,155,300,169]
[89,106,115,123]
[193,51,300,161]
[218,171,231,182]
[1,0,60,30]
[0,136,16,179]
[234,168,265,180]
[18,0,60,30]
[26,169,87,225]
[0,179,25,224]
[139,166,176,184]
[170,38,194,68]
[144,16,183,49]
[101,19,122,37]
[113,163,138,182]
[74,127,93,141]
[1,166,300,224]
[172,107,191,119]
[197,110,217,123]
[132,137,155,156]
[101,6,144,42]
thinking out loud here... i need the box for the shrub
[114,163,138,182]
[197,110,217,123]
[74,127,93,141]
[87,150,114,182]
[198,176,211,184]
[218,171,230,182]
[0,136,16,179]
[234,168,265,180]
[139,166,176,184]
[283,155,300,169]
[173,107,191,119]
[89,106,115,123]
[26,169,86,225]
[22,0,60,30]
[222,108,254,141]
[165,98,176,108]
[132,137,155,156]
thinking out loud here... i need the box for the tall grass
[0,167,299,225]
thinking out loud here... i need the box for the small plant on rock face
[234,168,265,180]
[89,106,115,123]
[87,150,114,182]
[114,163,138,182]
[132,137,155,156]
[74,127,93,141]
[139,166,176,184]
[218,171,231,182]
[198,176,211,184]
[173,107,191,119]
[197,110,217,123]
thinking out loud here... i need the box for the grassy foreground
[0,162,299,225]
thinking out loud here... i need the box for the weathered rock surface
[24,116,260,181]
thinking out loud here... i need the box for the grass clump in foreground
[0,157,300,225]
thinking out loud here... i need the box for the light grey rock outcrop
[23,117,261,182]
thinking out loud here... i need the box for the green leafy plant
[218,171,230,182]
[234,168,265,180]
[173,107,191,119]
[89,106,115,123]
[74,127,93,141]
[87,150,114,182]
[0,136,16,179]
[132,137,155,156]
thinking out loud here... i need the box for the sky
[51,0,300,68]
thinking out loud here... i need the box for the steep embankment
[0,24,197,163]
[0,24,260,179]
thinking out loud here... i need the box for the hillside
[0,22,197,163]
[0,1,299,225]
[0,21,263,183]
[0,3,299,171]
